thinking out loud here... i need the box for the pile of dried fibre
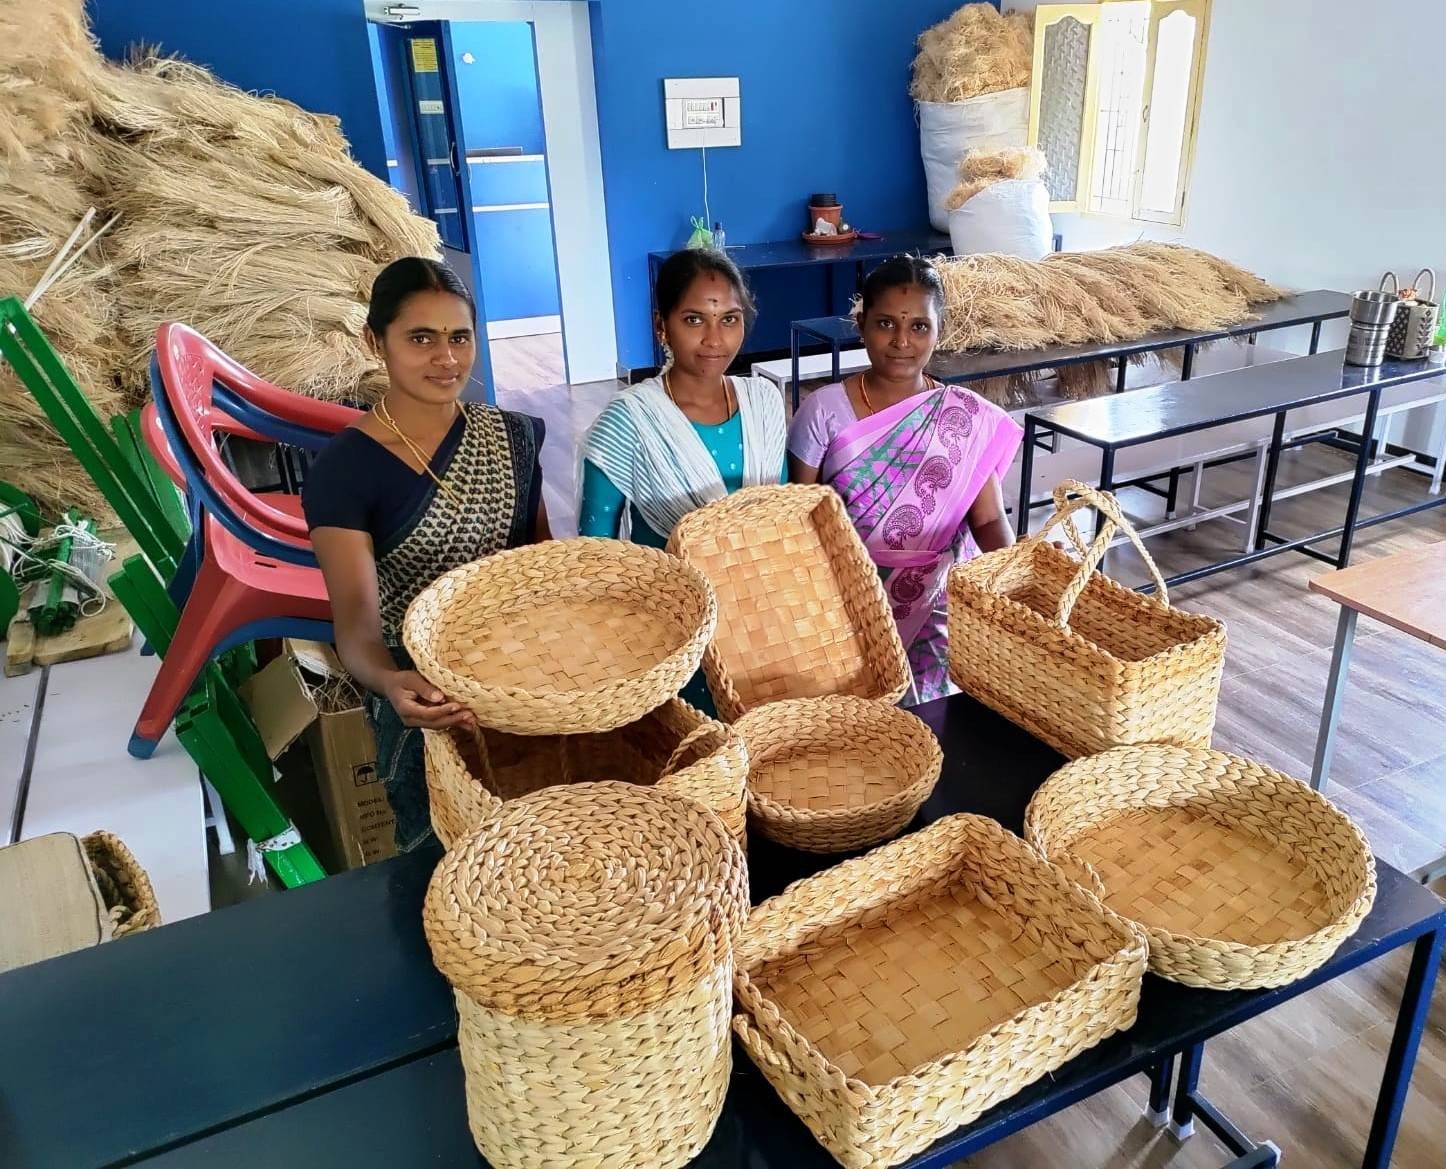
[911,4,1034,104]
[931,243,1284,401]
[945,146,1048,212]
[0,0,121,516]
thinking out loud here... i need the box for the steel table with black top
[1015,350,1446,584]
[787,289,1351,411]
[646,229,952,370]
[3,695,1442,1169]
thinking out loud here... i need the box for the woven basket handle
[1040,481,1169,626]
[662,723,727,777]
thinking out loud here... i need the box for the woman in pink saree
[790,257,1023,705]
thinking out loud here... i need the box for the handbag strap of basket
[1040,481,1170,626]
[662,722,728,777]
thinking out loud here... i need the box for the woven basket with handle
[948,480,1225,758]
[424,782,748,1169]
[668,485,910,722]
[733,695,941,853]
[733,813,1146,1169]
[423,698,748,846]
[81,830,161,938]
[403,538,716,735]
[1025,744,1376,990]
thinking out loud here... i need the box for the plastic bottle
[712,222,727,251]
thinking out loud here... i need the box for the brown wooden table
[1309,542,1446,881]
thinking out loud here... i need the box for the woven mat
[751,742,912,811]
[1074,806,1336,944]
[440,599,684,692]
[700,523,870,708]
[753,883,1086,1084]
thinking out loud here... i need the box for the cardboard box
[240,641,397,871]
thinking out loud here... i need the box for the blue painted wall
[88,0,389,182]
[450,22,560,322]
[589,0,978,370]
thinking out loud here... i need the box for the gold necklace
[858,370,937,417]
[374,400,463,505]
[663,372,734,422]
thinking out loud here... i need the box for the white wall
[1006,0,1446,454]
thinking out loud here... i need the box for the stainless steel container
[1345,321,1391,367]
[1386,268,1439,361]
[1351,271,1401,326]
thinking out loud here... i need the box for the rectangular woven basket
[948,482,1226,759]
[733,814,1147,1169]
[668,485,910,722]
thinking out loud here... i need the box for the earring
[659,337,675,375]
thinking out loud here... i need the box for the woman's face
[368,289,476,406]
[860,283,940,382]
[659,271,746,378]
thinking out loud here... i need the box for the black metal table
[3,695,1442,1169]
[788,289,1352,411]
[1015,349,1446,585]
[647,229,951,368]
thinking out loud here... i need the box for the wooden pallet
[4,530,136,677]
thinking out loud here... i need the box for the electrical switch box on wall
[664,78,741,149]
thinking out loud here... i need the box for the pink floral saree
[821,385,1023,704]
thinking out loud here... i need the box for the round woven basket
[733,695,943,853]
[402,539,716,735]
[424,783,748,1169]
[424,698,749,847]
[1025,745,1377,990]
[81,830,161,937]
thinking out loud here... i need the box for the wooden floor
[495,370,1446,1168]
[490,331,565,396]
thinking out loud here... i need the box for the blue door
[367,20,496,403]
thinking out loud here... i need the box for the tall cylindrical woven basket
[423,782,749,1169]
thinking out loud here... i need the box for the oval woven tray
[402,538,716,734]
[1025,745,1377,990]
[424,698,748,847]
[733,695,942,853]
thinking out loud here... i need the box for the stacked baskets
[672,486,939,853]
[424,783,748,1169]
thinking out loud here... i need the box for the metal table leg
[790,326,802,414]
[1311,606,1359,791]
[1170,1042,1203,1140]
[1310,320,1323,354]
[1146,1056,1174,1127]
[1096,447,1116,539]
[1253,411,1288,551]
[1182,343,1196,380]
[831,336,841,384]
[1116,357,1129,393]
[1016,416,1038,538]
[1337,387,1383,568]
[1242,441,1270,553]
[1362,926,1446,1169]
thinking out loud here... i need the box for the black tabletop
[650,229,952,273]
[7,693,1443,1169]
[1030,349,1446,449]
[790,290,1351,382]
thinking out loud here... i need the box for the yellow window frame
[1029,0,1211,226]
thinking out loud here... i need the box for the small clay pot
[807,193,844,230]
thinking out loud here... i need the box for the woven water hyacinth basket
[948,481,1226,758]
[81,830,161,938]
[402,539,715,735]
[667,485,910,722]
[733,813,1146,1169]
[1025,745,1377,990]
[424,782,749,1169]
[732,695,941,853]
[423,697,748,847]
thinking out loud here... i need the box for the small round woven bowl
[1025,744,1377,990]
[424,782,749,1169]
[402,538,717,735]
[733,695,943,853]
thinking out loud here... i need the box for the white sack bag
[918,88,1030,234]
[948,179,1053,260]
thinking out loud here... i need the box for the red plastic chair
[127,332,351,759]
